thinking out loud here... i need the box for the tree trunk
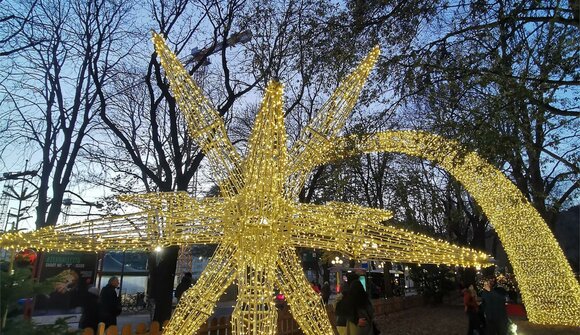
[322,262,330,284]
[471,217,487,251]
[151,246,180,324]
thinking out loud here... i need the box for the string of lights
[301,131,579,327]
[276,246,335,334]
[166,242,237,334]
[286,46,381,199]
[152,34,243,197]
[5,30,575,333]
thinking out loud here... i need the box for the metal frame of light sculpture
[7,30,577,333]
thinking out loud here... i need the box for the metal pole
[119,252,126,304]
[97,253,104,289]
[3,208,11,232]
[14,160,28,231]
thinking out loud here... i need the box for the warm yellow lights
[311,131,579,327]
[1,31,575,333]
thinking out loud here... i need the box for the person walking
[334,287,350,335]
[481,278,508,335]
[78,286,100,332]
[345,279,376,335]
[463,284,482,335]
[321,281,331,305]
[99,276,122,327]
[175,272,193,303]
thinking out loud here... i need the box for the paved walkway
[33,301,579,334]
[32,312,150,332]
[374,303,579,335]
[32,300,235,331]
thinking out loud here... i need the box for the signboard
[33,252,97,314]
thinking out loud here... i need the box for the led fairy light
[290,202,488,267]
[152,33,244,197]
[2,33,492,334]
[302,131,579,327]
[286,46,381,199]
[6,31,560,335]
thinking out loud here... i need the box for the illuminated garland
[5,31,574,333]
[312,131,579,326]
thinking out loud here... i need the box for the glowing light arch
[312,130,580,326]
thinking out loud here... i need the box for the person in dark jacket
[481,278,508,335]
[78,286,100,332]
[321,281,331,304]
[334,289,349,335]
[345,279,376,335]
[175,272,193,303]
[99,276,122,327]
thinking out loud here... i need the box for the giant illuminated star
[150,33,491,334]
[0,33,490,334]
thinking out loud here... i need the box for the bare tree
[0,0,44,57]
[0,0,137,228]
[339,0,580,233]
[89,0,275,322]
[89,0,365,321]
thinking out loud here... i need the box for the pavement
[32,299,580,334]
[31,301,236,332]
[374,301,579,335]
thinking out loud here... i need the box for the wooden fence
[84,296,424,335]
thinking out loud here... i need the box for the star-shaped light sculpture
[0,33,491,334]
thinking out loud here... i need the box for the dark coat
[481,289,507,322]
[321,283,331,304]
[345,280,375,335]
[175,277,192,301]
[99,284,121,327]
[79,291,99,331]
[481,289,509,335]
[335,294,349,327]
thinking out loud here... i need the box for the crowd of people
[329,274,511,335]
[78,272,195,332]
[77,273,512,335]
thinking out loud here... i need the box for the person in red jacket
[311,281,321,294]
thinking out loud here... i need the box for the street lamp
[62,198,103,209]
[331,256,343,265]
